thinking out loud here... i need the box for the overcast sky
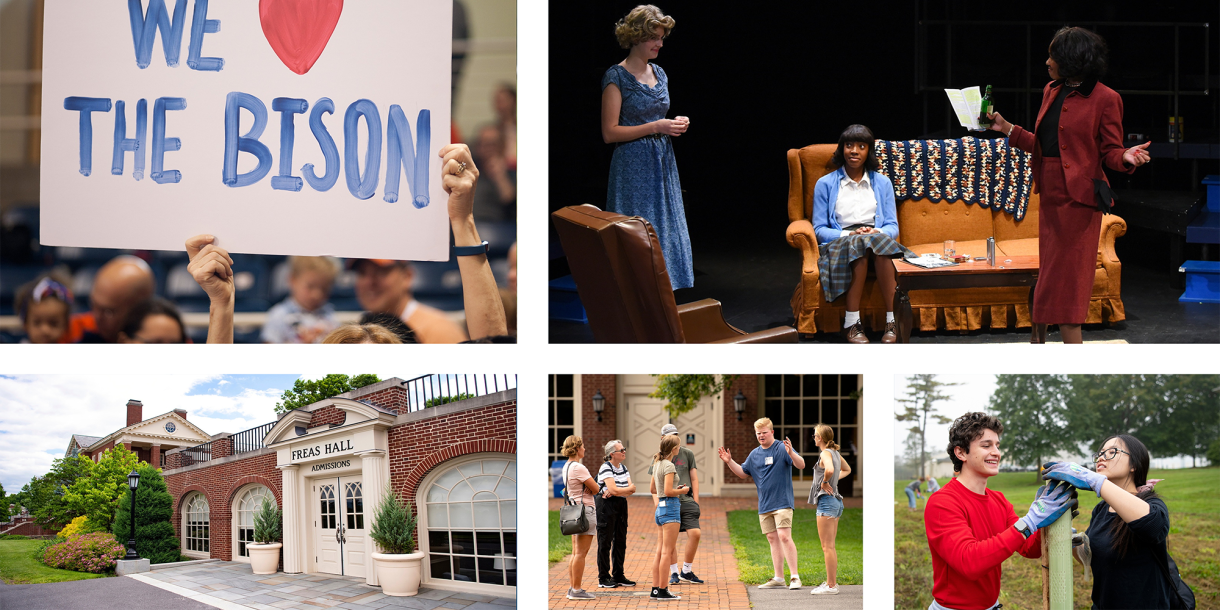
[892,374,998,465]
[0,372,410,496]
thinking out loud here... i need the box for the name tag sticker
[659,500,666,508]
[765,456,774,465]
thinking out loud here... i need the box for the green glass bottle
[977,85,994,129]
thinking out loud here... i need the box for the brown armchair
[786,144,1126,334]
[553,205,798,343]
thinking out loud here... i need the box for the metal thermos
[987,237,996,266]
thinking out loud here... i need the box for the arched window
[233,485,273,560]
[420,455,516,592]
[183,494,210,556]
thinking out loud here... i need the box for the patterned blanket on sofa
[874,137,1033,221]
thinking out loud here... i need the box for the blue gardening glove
[1015,481,1078,534]
[1043,461,1106,497]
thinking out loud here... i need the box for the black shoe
[650,587,680,601]
[669,572,680,585]
[598,578,618,588]
[679,571,704,584]
[614,577,637,586]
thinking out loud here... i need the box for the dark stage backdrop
[548,1,1219,258]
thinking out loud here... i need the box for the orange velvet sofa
[785,143,1127,335]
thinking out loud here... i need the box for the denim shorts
[655,498,681,525]
[816,494,843,518]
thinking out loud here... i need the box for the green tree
[63,444,140,532]
[1154,375,1220,466]
[112,463,179,563]
[989,375,1075,480]
[1206,438,1220,466]
[649,375,739,418]
[895,374,957,479]
[274,374,382,415]
[12,455,96,528]
[0,482,7,521]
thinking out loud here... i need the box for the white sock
[886,311,895,323]
[845,311,860,326]
[670,563,678,575]
[791,573,799,580]
[683,562,692,573]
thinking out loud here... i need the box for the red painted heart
[259,0,343,75]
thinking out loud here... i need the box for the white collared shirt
[836,171,878,237]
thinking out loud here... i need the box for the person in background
[118,297,187,344]
[322,323,403,344]
[349,259,468,344]
[904,478,921,510]
[357,312,415,343]
[595,439,636,589]
[808,424,851,595]
[649,433,686,601]
[718,417,805,590]
[561,435,599,601]
[926,475,940,494]
[493,83,517,170]
[649,423,703,586]
[262,256,340,344]
[14,273,73,344]
[471,124,516,223]
[67,255,155,343]
[507,242,517,293]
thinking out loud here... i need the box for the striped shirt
[597,461,631,490]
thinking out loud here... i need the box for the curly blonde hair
[615,5,675,49]
[561,435,584,458]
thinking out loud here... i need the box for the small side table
[893,255,1040,343]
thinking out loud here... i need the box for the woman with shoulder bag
[561,436,601,601]
[1043,434,1186,608]
[808,424,851,595]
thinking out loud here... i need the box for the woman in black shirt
[1042,434,1174,609]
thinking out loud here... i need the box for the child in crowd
[15,273,73,344]
[261,256,340,343]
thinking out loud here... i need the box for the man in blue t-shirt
[718,417,806,590]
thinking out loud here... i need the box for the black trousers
[595,494,628,580]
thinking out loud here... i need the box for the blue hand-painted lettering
[384,106,430,208]
[343,99,382,200]
[112,99,147,180]
[271,97,308,192]
[127,0,187,69]
[186,0,223,71]
[223,92,272,187]
[64,97,112,177]
[301,98,340,192]
[151,97,186,184]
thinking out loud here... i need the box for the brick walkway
[548,496,757,609]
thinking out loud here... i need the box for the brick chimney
[126,399,143,427]
[173,408,187,420]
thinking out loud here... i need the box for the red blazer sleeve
[924,495,1036,580]
[1009,124,1037,155]
[1098,91,1134,174]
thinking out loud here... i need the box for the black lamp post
[123,470,140,561]
[592,390,606,422]
[734,390,747,421]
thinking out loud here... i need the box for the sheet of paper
[944,86,984,131]
[41,1,452,260]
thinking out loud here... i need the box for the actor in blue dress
[601,5,693,290]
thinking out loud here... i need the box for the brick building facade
[157,378,517,597]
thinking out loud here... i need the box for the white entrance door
[314,475,365,576]
[673,395,719,495]
[621,394,669,482]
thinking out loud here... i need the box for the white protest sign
[40,0,451,260]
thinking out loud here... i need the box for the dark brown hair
[946,412,1003,473]
[1049,26,1108,81]
[1100,434,1159,558]
[120,297,186,343]
[827,124,880,172]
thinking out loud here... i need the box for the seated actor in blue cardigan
[811,124,912,344]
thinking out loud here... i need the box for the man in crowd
[595,439,635,589]
[718,417,805,590]
[649,423,704,585]
[67,255,155,343]
[350,259,468,344]
[924,412,1078,610]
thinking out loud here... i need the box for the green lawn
[548,510,570,565]
[894,468,1220,610]
[726,508,862,585]
[0,539,111,584]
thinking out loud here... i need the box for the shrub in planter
[369,492,424,596]
[247,497,283,574]
[41,532,125,573]
[112,464,180,564]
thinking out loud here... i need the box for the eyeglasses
[1092,447,1131,462]
[614,448,626,454]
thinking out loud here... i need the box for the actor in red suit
[987,27,1151,343]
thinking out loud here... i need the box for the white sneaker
[758,577,786,589]
[811,583,839,595]
[788,576,802,590]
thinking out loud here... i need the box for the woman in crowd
[649,433,686,601]
[118,297,187,344]
[595,439,636,589]
[925,475,940,494]
[601,5,693,290]
[811,124,911,344]
[1043,434,1175,609]
[561,436,600,601]
[904,477,921,511]
[986,27,1150,343]
[808,424,851,595]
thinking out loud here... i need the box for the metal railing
[231,422,275,454]
[401,374,517,412]
[179,441,213,466]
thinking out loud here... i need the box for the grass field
[894,468,1220,610]
[548,511,570,565]
[726,508,863,585]
[0,539,110,584]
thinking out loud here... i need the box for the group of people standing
[560,417,853,601]
[904,475,941,510]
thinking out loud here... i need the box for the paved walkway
[131,560,515,610]
[0,575,213,610]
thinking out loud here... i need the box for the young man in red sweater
[923,412,1078,610]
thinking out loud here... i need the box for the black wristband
[453,240,489,256]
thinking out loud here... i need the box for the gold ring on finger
[455,161,467,175]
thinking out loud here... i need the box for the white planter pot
[247,543,282,575]
[372,552,426,596]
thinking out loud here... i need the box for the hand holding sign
[186,235,234,304]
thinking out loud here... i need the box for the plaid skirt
[818,233,914,302]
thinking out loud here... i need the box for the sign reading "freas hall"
[291,438,355,462]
